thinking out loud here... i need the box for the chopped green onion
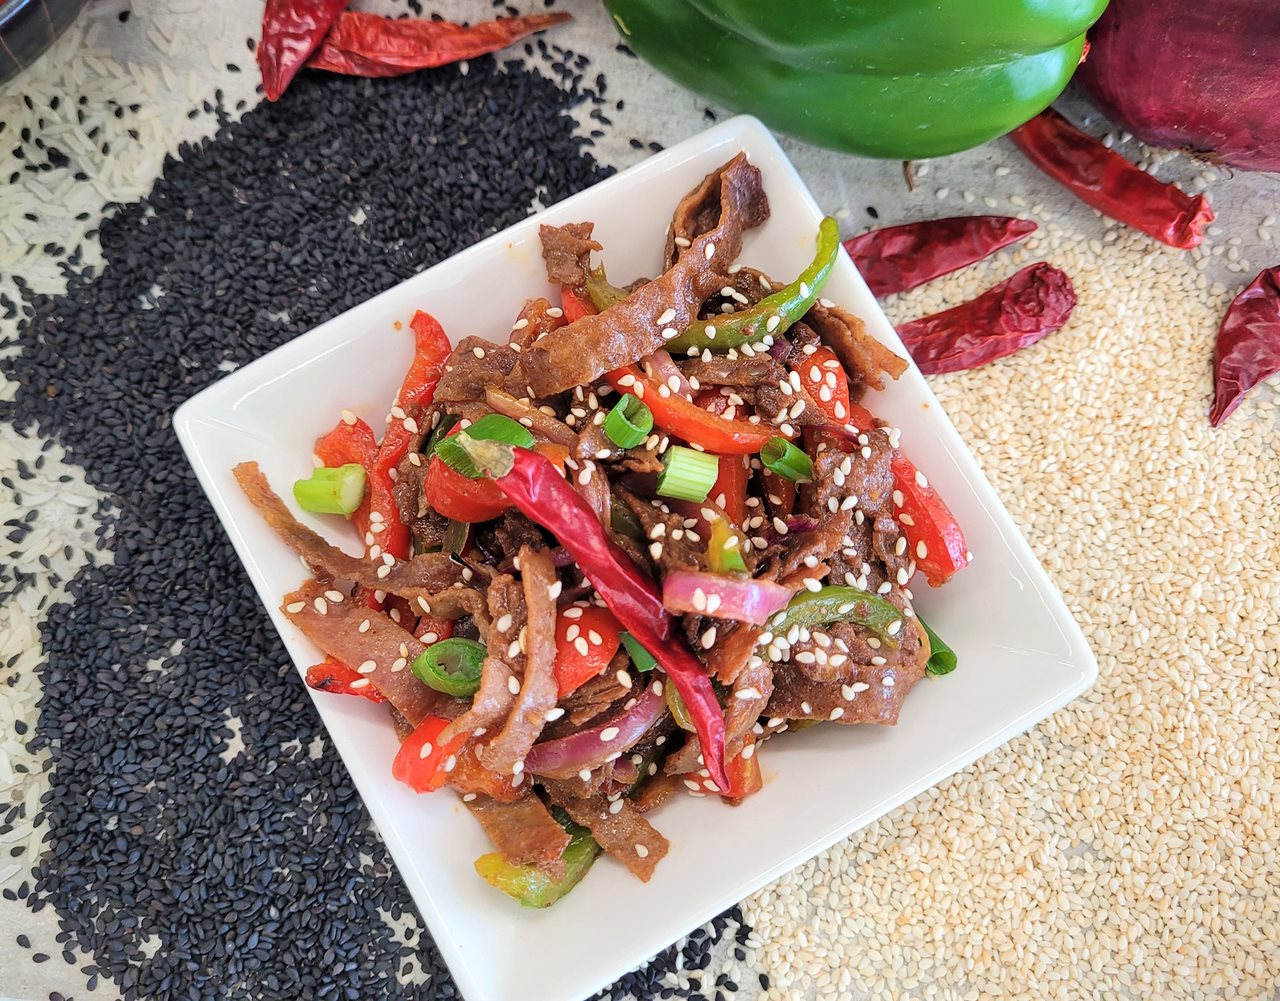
[921,618,957,676]
[656,445,719,503]
[293,463,366,516]
[619,631,657,673]
[604,395,653,449]
[706,516,747,574]
[760,437,813,482]
[421,414,459,462]
[436,414,535,479]
[411,637,486,697]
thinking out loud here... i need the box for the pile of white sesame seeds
[740,220,1280,1000]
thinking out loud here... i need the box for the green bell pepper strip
[619,631,658,673]
[584,265,628,312]
[768,585,904,649]
[474,821,600,908]
[602,0,1107,160]
[410,637,486,698]
[706,516,747,575]
[920,617,957,676]
[665,216,839,354]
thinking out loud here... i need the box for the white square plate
[175,116,1096,1001]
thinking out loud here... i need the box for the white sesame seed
[704,242,716,260]
[285,601,305,613]
[507,675,520,695]
[599,727,620,742]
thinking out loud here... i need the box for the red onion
[1076,1,1280,172]
[642,349,693,398]
[524,683,665,779]
[662,570,793,626]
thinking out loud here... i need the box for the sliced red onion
[643,349,693,399]
[763,514,817,546]
[524,684,665,779]
[662,570,794,626]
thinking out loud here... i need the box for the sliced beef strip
[664,155,769,272]
[234,462,468,602]
[518,154,769,397]
[509,296,568,352]
[465,794,570,878]
[539,221,601,287]
[439,573,526,744]
[282,580,438,726]
[550,792,669,882]
[678,353,785,389]
[755,447,854,585]
[479,547,559,775]
[391,402,430,529]
[663,657,773,777]
[483,387,576,446]
[804,301,907,393]
[482,510,550,567]
[767,615,929,725]
[786,600,914,683]
[618,487,705,577]
[433,337,520,405]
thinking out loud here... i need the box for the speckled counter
[2,3,1277,1000]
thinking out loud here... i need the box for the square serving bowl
[174,115,1097,1001]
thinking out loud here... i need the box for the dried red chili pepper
[453,438,729,792]
[307,11,571,78]
[258,0,349,101]
[1210,266,1280,427]
[897,263,1076,375]
[1009,108,1213,250]
[844,216,1037,298]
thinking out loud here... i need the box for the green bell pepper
[666,217,838,354]
[768,585,904,648]
[475,821,601,908]
[602,0,1109,159]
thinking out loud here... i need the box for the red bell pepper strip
[414,614,454,646]
[446,742,523,803]
[605,365,775,455]
[257,0,349,102]
[792,345,851,425]
[721,734,762,800]
[372,310,452,558]
[423,433,570,524]
[560,286,594,324]
[890,455,970,587]
[709,455,750,527]
[455,438,729,791]
[392,715,469,793]
[304,656,387,703]
[553,605,622,697]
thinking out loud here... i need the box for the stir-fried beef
[619,487,705,577]
[434,336,522,404]
[519,154,769,396]
[478,547,559,774]
[539,221,601,287]
[240,152,964,905]
[439,573,526,744]
[465,794,570,877]
[805,301,907,393]
[281,580,438,726]
[234,462,467,599]
[550,792,669,882]
[767,615,929,724]
[483,387,576,446]
[508,296,568,351]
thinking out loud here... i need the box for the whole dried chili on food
[453,437,730,792]
[1009,108,1213,249]
[897,263,1077,375]
[843,216,1037,298]
[1210,266,1280,427]
[307,11,571,78]
[258,0,349,101]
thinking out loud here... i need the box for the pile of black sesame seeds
[1,48,762,1001]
